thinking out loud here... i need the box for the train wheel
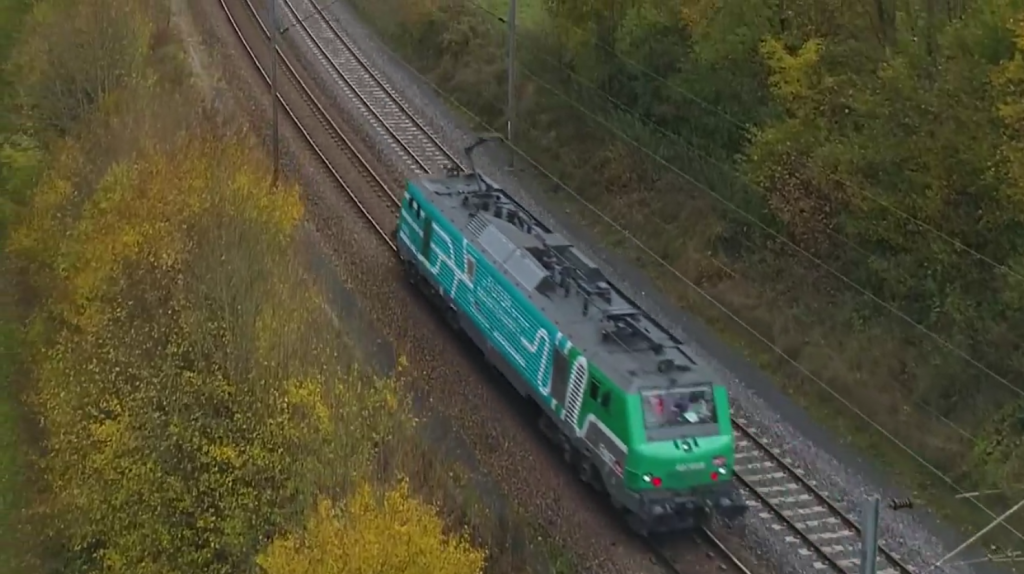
[560,435,574,465]
[577,458,596,487]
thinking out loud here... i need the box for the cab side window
[588,377,612,411]
[407,197,423,219]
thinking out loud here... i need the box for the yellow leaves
[31,316,343,573]
[759,36,825,115]
[10,0,155,134]
[6,1,478,572]
[10,98,323,573]
[6,138,84,276]
[259,479,487,574]
[284,377,332,434]
[12,127,306,333]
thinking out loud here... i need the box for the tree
[7,0,158,138]
[0,134,43,240]
[9,129,404,574]
[258,480,487,574]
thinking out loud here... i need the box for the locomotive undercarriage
[629,482,747,535]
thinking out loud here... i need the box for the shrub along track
[215,0,912,572]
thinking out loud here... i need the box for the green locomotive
[395,147,747,534]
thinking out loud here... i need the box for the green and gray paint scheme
[395,170,747,532]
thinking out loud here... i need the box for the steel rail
[280,0,460,175]
[221,0,399,253]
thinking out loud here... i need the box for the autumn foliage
[259,480,487,574]
[2,0,488,571]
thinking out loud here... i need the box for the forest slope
[0,0,553,571]
[344,0,1024,551]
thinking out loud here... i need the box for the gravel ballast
[274,1,1016,574]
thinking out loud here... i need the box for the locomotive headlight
[642,473,662,487]
[717,466,728,476]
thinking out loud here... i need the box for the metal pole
[269,0,281,187]
[506,0,516,169]
[860,496,881,574]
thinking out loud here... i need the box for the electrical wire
[473,0,1024,290]
[313,4,1024,543]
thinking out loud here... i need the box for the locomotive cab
[622,384,747,530]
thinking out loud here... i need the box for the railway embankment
[0,0,590,571]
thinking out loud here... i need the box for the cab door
[421,218,433,259]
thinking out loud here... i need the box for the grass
[0,0,32,567]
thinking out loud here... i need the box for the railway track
[222,0,399,249]
[219,1,918,573]
[277,0,456,175]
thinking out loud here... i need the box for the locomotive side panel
[398,184,559,406]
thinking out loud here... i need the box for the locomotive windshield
[641,385,719,438]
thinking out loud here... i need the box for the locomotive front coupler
[711,486,749,524]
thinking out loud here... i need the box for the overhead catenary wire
[312,6,1024,544]
[473,1,1024,290]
